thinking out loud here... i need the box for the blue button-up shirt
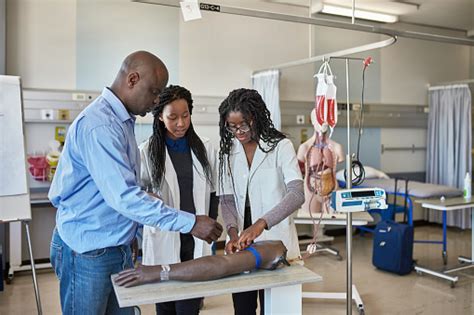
[165,136,189,153]
[49,88,196,253]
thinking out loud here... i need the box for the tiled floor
[1,225,473,314]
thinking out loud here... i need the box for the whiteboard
[0,75,31,221]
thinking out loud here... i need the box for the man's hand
[114,264,161,288]
[190,215,223,244]
[238,219,267,250]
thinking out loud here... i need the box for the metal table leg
[302,285,365,314]
[25,221,43,314]
[414,211,474,288]
[414,265,458,288]
[442,211,448,265]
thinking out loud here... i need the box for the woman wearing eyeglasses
[139,85,218,315]
[218,88,304,315]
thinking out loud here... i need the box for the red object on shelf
[27,156,49,181]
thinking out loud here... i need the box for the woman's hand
[114,264,161,288]
[131,238,139,264]
[147,191,161,200]
[225,227,240,254]
[225,239,240,254]
[238,219,267,250]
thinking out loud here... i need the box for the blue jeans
[50,228,134,315]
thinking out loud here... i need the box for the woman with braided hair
[218,88,304,315]
[139,85,218,315]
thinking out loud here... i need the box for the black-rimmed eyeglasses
[226,124,251,134]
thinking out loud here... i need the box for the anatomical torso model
[297,114,344,215]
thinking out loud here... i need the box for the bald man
[49,51,222,314]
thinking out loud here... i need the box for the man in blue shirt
[49,51,222,314]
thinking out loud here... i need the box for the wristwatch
[160,264,170,281]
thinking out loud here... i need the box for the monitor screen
[351,190,375,198]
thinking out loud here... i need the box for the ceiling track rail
[253,36,396,73]
[134,0,474,48]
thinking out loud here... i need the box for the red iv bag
[325,75,337,128]
[315,73,328,127]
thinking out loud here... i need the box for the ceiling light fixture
[312,4,399,24]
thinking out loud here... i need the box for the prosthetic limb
[114,241,290,288]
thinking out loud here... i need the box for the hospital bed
[338,174,462,265]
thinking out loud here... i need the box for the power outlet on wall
[72,93,86,101]
[41,109,54,120]
[296,115,305,125]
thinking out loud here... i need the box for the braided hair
[148,85,212,189]
[218,88,286,194]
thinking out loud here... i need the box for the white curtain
[252,70,281,130]
[425,84,472,229]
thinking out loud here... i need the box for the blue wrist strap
[245,246,262,269]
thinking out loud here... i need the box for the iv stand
[299,55,365,314]
[345,58,353,315]
[347,1,354,313]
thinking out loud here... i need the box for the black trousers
[155,298,202,315]
[232,289,265,315]
[155,234,202,315]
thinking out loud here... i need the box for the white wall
[6,1,473,103]
[76,0,180,90]
[178,6,384,103]
[178,7,473,108]
[380,38,471,105]
[5,2,474,171]
[0,0,5,75]
[6,0,473,173]
[6,0,76,89]
[471,47,474,78]
[380,128,427,173]
[178,3,309,99]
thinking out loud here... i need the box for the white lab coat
[219,138,302,259]
[139,137,217,265]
